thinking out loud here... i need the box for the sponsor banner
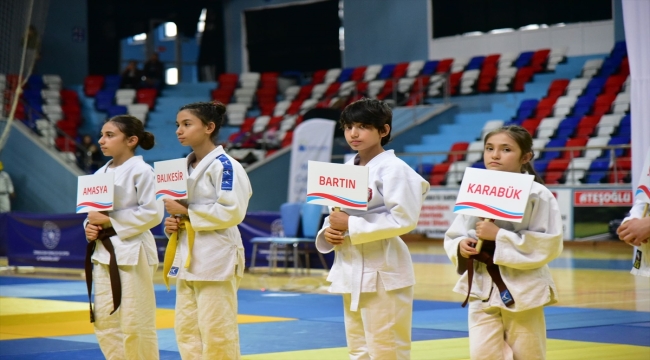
[76,173,114,213]
[453,167,534,223]
[288,119,335,203]
[416,189,458,238]
[5,212,87,268]
[306,161,369,210]
[154,158,188,201]
[573,189,633,207]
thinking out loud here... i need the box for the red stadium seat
[350,66,367,82]
[436,58,454,74]
[311,70,327,84]
[562,138,588,159]
[447,142,469,162]
[521,118,542,136]
[392,62,409,79]
[84,75,104,97]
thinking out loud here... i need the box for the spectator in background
[0,161,14,213]
[76,135,103,173]
[120,60,142,89]
[142,53,164,91]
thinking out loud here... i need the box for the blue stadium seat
[27,75,44,90]
[471,161,486,169]
[95,90,116,111]
[617,123,631,138]
[466,56,485,71]
[612,41,627,57]
[555,117,580,139]
[533,159,549,174]
[420,60,439,75]
[377,64,396,80]
[515,99,538,121]
[571,95,596,118]
[601,136,631,159]
[583,77,607,98]
[104,75,122,90]
[337,68,354,82]
[514,51,534,68]
[107,105,128,118]
[541,138,568,160]
[585,158,610,183]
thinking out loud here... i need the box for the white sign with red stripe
[306,160,369,211]
[154,158,188,201]
[573,190,633,207]
[76,173,115,213]
[453,167,534,223]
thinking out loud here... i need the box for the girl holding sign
[316,98,430,359]
[162,101,252,359]
[84,115,161,359]
[444,125,563,359]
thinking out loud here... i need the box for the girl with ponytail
[84,115,162,359]
[162,101,252,359]
[444,125,563,359]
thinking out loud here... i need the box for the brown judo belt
[84,227,121,323]
[462,241,515,308]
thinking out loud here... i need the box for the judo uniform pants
[468,297,546,360]
[93,247,159,360]
[343,282,413,360]
[175,276,241,360]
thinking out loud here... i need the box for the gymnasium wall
[429,20,615,60]
[2,122,83,214]
[34,0,88,86]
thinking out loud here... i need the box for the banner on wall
[573,189,634,207]
[416,187,575,240]
[6,212,87,268]
[287,119,335,203]
[417,189,458,238]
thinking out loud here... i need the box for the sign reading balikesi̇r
[307,160,369,211]
[76,173,115,213]
[453,167,534,222]
[154,158,188,201]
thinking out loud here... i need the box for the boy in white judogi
[316,99,430,360]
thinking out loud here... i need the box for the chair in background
[249,202,328,274]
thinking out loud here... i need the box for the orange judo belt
[84,227,121,323]
[462,241,515,308]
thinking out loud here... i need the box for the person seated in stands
[142,53,165,90]
[76,134,104,173]
[120,60,142,89]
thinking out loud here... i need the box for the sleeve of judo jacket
[188,160,252,231]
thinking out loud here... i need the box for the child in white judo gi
[316,98,430,360]
[617,148,650,277]
[163,101,252,359]
[445,125,563,360]
[84,115,161,359]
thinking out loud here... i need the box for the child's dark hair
[106,115,155,150]
[339,98,392,146]
[483,125,544,184]
[179,101,226,142]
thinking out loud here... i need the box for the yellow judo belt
[162,219,195,290]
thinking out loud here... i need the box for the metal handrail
[332,143,632,184]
